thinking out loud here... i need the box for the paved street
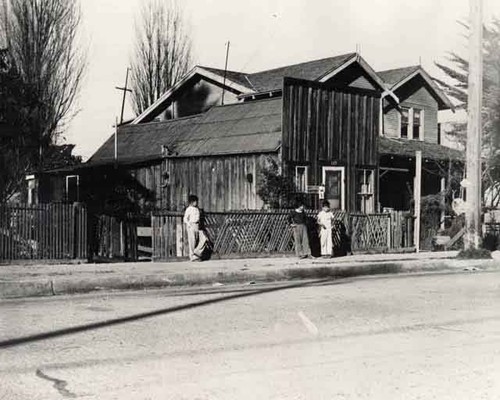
[1,271,500,399]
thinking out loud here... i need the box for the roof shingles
[89,98,282,163]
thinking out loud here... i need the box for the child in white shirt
[184,195,201,261]
[317,200,334,257]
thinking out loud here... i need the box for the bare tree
[130,0,192,116]
[1,0,86,148]
[0,0,85,202]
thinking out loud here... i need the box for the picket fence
[0,203,87,261]
[152,210,413,261]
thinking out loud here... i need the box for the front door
[322,167,345,210]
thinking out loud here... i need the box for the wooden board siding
[282,77,380,212]
[161,154,274,212]
[383,77,439,143]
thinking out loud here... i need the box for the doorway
[322,166,345,210]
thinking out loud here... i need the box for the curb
[1,258,498,299]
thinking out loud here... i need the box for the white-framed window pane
[356,169,374,213]
[401,108,409,138]
[413,109,421,140]
[295,166,307,192]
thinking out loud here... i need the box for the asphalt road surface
[1,271,500,399]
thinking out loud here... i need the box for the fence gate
[0,203,87,261]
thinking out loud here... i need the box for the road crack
[36,368,77,398]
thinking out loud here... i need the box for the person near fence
[333,220,353,257]
[289,201,310,259]
[184,195,202,261]
[317,200,334,257]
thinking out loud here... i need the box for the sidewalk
[1,251,499,299]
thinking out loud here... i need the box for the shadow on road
[0,278,338,349]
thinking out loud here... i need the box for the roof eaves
[131,66,256,125]
[390,67,455,111]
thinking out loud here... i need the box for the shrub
[456,248,492,259]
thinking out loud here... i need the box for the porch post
[440,176,446,231]
[414,151,422,252]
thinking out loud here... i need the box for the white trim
[295,165,309,193]
[420,109,425,141]
[408,107,414,139]
[322,166,346,211]
[398,106,407,138]
[65,175,80,202]
[319,55,399,104]
[131,66,255,125]
[318,55,358,82]
[391,68,454,111]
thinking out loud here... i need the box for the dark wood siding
[161,154,274,212]
[282,77,380,212]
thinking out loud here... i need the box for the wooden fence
[88,214,150,262]
[152,210,413,261]
[0,203,87,261]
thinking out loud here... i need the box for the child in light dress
[317,200,334,257]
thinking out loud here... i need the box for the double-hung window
[295,166,308,193]
[400,107,424,140]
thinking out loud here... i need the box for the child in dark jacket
[289,202,310,259]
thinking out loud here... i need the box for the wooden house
[376,66,462,210]
[40,53,461,214]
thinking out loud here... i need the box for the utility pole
[464,0,483,249]
[115,67,132,125]
[221,41,230,106]
[414,151,422,253]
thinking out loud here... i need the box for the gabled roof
[131,66,255,124]
[379,137,463,161]
[247,52,356,92]
[200,66,254,90]
[377,66,454,111]
[132,52,397,124]
[90,98,282,164]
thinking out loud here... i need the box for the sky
[67,0,500,160]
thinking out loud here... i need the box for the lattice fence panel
[152,209,410,261]
[349,214,390,250]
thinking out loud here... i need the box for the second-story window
[400,107,423,140]
[401,108,409,138]
[413,109,422,140]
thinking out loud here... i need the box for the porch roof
[379,137,463,161]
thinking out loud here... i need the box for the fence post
[387,214,391,250]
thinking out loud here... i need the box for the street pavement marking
[298,311,319,336]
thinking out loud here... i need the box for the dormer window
[400,107,424,140]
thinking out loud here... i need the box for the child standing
[183,194,201,261]
[289,201,310,259]
[317,200,334,257]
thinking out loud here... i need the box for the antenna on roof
[221,41,231,106]
[115,67,132,124]
[419,56,422,66]
[356,43,361,55]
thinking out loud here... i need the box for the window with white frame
[356,169,374,213]
[66,175,79,203]
[400,107,424,140]
[295,166,308,192]
[401,108,409,139]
